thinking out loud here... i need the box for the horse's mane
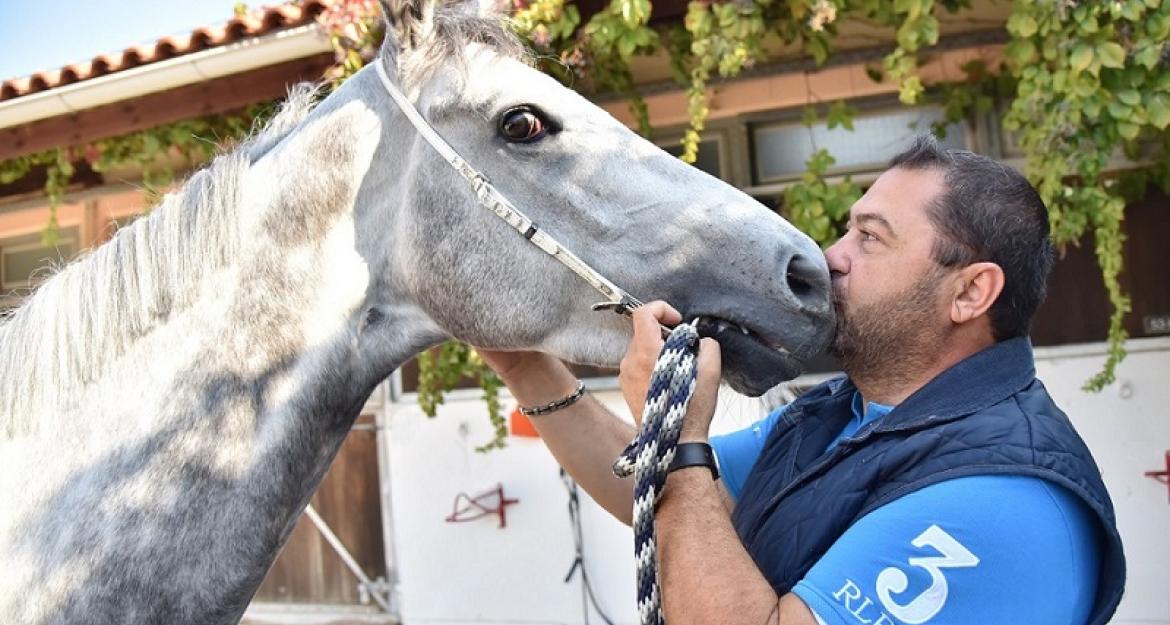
[0,8,528,438]
[0,86,320,437]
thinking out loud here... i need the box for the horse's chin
[701,320,806,397]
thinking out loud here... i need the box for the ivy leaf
[806,33,830,65]
[1148,95,1170,130]
[1120,0,1143,21]
[1083,97,1103,118]
[1134,44,1162,69]
[802,105,819,127]
[618,33,636,57]
[1008,13,1039,38]
[1097,42,1126,69]
[1069,43,1094,73]
[898,75,924,104]
[1147,14,1170,39]
[1073,75,1099,97]
[1117,89,1141,106]
[826,100,857,130]
[1077,13,1099,35]
[1117,122,1140,140]
[921,16,940,46]
[1005,39,1037,66]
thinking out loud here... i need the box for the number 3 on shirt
[875,524,980,624]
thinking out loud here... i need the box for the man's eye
[860,231,878,242]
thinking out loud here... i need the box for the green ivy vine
[509,0,1166,392]
[1001,0,1168,389]
[416,343,507,452]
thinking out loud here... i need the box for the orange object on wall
[509,406,540,438]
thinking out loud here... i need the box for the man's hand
[618,301,682,425]
[619,302,722,443]
[681,335,721,443]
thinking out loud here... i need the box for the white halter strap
[374,59,644,315]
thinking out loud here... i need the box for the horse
[0,0,834,623]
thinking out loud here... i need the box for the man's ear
[950,261,1005,325]
[379,0,436,55]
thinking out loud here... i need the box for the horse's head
[369,0,834,395]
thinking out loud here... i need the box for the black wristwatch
[667,442,719,480]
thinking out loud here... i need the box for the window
[751,107,968,184]
[0,229,79,292]
[659,135,727,181]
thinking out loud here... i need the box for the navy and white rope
[612,321,702,625]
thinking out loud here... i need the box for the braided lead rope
[613,322,702,625]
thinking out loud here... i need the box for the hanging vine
[1001,0,1168,390]
[506,0,1164,391]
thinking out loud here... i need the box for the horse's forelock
[392,6,530,91]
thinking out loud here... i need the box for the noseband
[374,59,646,319]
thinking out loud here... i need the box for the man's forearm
[656,468,818,625]
[494,355,638,524]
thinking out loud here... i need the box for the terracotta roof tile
[0,0,330,102]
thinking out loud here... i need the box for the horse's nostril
[785,254,825,305]
[787,272,813,297]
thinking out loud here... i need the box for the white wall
[1033,339,1170,625]
[385,387,640,625]
[383,338,1170,625]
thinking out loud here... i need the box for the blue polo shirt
[711,393,1102,625]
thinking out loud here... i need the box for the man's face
[823,167,951,379]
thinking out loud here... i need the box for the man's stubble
[830,266,950,391]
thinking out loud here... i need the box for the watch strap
[666,442,719,480]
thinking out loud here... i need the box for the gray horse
[0,1,833,623]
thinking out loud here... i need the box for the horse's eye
[499,107,548,143]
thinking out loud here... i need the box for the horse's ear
[378,0,436,53]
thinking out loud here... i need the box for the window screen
[753,107,967,184]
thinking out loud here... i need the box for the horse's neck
[0,72,444,625]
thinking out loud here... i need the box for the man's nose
[824,239,848,277]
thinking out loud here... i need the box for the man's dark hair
[889,134,1055,341]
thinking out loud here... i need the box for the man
[478,136,1125,625]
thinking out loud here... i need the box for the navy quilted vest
[731,337,1125,625]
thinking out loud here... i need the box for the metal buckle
[591,297,681,339]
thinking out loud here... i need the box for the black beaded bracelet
[519,380,587,416]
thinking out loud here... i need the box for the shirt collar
[850,391,894,429]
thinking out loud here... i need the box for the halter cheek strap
[376,59,706,625]
[373,59,645,317]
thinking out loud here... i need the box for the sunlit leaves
[826,100,858,130]
[783,149,861,246]
[1003,0,1170,389]
[1097,42,1126,69]
[418,343,507,452]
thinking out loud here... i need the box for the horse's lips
[697,319,804,397]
